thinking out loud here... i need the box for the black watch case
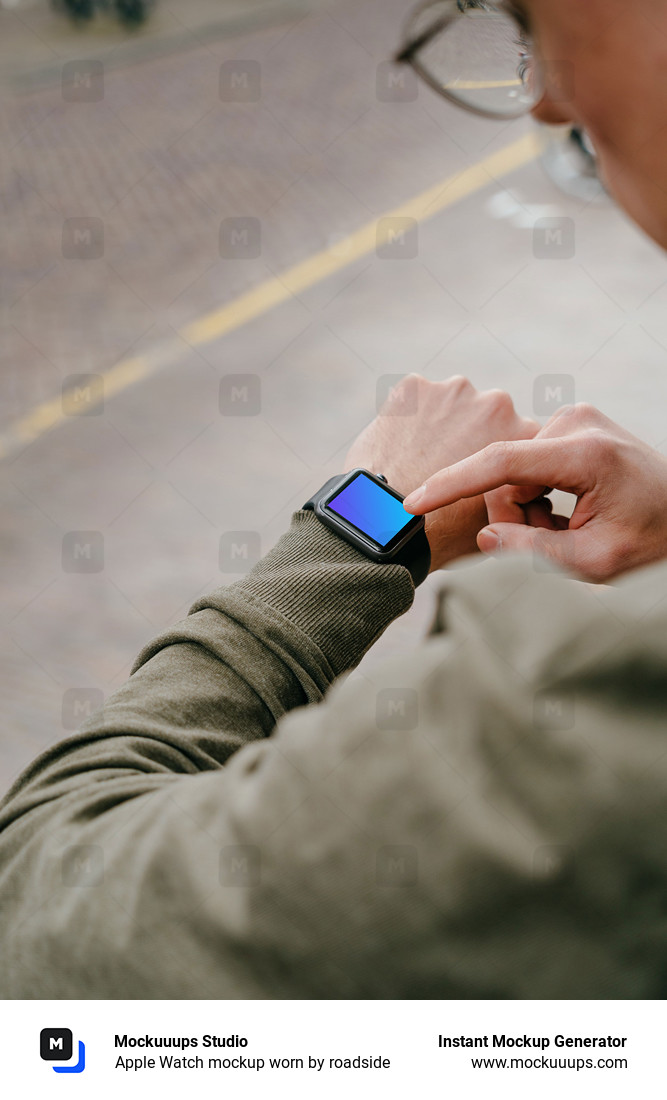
[312,468,426,565]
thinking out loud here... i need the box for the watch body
[303,468,431,585]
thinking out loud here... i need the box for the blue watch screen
[326,473,414,548]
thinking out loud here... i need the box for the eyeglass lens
[406,1,540,118]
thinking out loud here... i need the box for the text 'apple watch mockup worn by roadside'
[303,468,431,586]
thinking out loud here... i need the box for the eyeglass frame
[393,0,537,122]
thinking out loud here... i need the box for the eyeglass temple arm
[394,13,453,63]
[394,0,504,64]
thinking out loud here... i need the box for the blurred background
[2,0,667,794]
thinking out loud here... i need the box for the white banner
[6,999,660,1099]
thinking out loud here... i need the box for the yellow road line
[446,78,523,89]
[2,130,541,460]
[183,131,540,345]
[13,357,153,446]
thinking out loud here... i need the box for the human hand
[343,374,538,571]
[403,403,667,582]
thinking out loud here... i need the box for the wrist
[231,511,414,678]
[305,469,430,586]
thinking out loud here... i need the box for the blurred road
[2,0,667,792]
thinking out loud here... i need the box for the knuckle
[590,544,622,581]
[483,388,514,412]
[446,374,473,393]
[572,402,603,422]
[556,401,600,424]
[486,439,516,465]
[383,374,420,410]
[583,427,616,461]
[484,484,513,513]
[486,483,513,502]
[551,403,577,421]
[396,373,420,392]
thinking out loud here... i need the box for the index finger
[402,437,594,514]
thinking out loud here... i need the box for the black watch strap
[303,474,431,587]
[302,476,348,511]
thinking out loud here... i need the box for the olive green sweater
[1,511,666,998]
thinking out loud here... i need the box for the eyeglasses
[394,0,542,120]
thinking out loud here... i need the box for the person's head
[520,0,667,249]
[398,0,667,249]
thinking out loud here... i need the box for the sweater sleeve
[0,509,414,998]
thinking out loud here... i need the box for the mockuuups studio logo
[62,374,104,417]
[376,845,418,887]
[376,217,418,259]
[219,217,261,259]
[62,60,104,102]
[533,374,575,416]
[62,218,104,260]
[532,217,575,259]
[40,1029,86,1074]
[219,60,261,102]
[219,532,261,573]
[219,374,261,416]
[375,61,418,102]
[376,374,418,416]
[62,531,104,573]
[376,688,418,731]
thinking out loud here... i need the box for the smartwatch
[303,468,431,586]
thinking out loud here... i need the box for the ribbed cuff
[227,510,415,678]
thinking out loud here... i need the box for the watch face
[324,471,421,551]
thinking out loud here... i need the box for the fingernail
[480,528,502,552]
[403,485,426,509]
